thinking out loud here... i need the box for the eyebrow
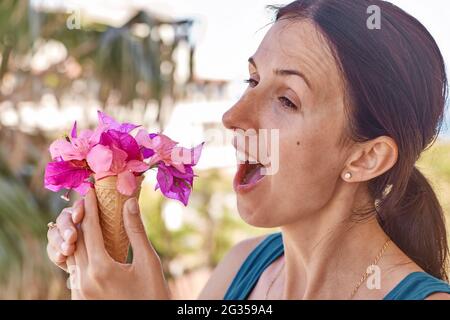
[248,57,312,89]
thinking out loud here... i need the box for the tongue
[244,164,264,185]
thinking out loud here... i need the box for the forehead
[253,19,342,93]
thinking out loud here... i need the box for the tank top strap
[224,232,284,300]
[384,271,450,300]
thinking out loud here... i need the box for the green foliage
[0,151,68,299]
[418,142,450,222]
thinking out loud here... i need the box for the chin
[236,197,279,228]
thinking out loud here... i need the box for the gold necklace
[264,238,391,300]
[348,238,391,300]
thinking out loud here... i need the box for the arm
[198,235,266,300]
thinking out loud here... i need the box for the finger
[123,197,157,265]
[71,225,88,273]
[61,242,76,256]
[47,243,68,272]
[56,208,78,244]
[47,226,64,252]
[72,199,85,225]
[81,189,107,261]
[67,225,88,270]
[48,226,75,256]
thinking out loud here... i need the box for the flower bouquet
[44,111,203,262]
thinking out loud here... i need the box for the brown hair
[274,0,449,280]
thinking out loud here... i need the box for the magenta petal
[135,129,154,148]
[109,145,128,173]
[99,130,141,161]
[160,180,191,206]
[167,165,194,180]
[117,170,137,196]
[49,139,72,160]
[44,161,91,191]
[89,123,108,146]
[169,161,186,174]
[190,142,204,166]
[156,164,192,206]
[126,160,149,173]
[170,183,191,206]
[98,110,118,128]
[49,139,86,161]
[118,123,140,133]
[78,129,93,140]
[153,134,178,156]
[86,144,113,173]
[45,183,63,192]
[94,171,114,181]
[172,143,204,166]
[156,165,174,194]
[71,121,78,139]
[97,110,140,133]
[141,147,155,159]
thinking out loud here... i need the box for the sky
[31,0,450,136]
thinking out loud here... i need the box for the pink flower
[155,164,195,206]
[98,110,140,133]
[49,121,106,161]
[44,111,204,204]
[136,130,204,172]
[44,159,92,195]
[136,130,204,205]
[89,130,149,196]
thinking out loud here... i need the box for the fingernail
[64,229,73,241]
[127,198,139,214]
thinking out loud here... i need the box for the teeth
[236,150,259,164]
[247,153,259,164]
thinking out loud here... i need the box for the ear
[342,136,398,182]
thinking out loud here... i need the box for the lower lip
[233,164,266,194]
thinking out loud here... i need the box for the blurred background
[0,0,449,299]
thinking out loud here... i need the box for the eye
[244,78,258,88]
[278,96,298,110]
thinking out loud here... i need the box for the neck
[280,182,390,299]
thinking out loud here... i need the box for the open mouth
[241,161,265,184]
[234,160,266,192]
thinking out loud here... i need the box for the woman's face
[222,19,352,227]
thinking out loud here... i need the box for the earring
[344,172,352,180]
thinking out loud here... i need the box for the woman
[46,0,450,299]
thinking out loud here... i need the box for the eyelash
[243,78,298,110]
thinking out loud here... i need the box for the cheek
[274,126,344,210]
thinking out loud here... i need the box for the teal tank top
[224,232,450,300]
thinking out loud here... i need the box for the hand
[67,189,170,300]
[47,199,85,272]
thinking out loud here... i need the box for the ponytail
[379,167,448,280]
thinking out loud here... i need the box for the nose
[222,107,235,130]
[222,94,256,131]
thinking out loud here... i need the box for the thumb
[123,197,156,263]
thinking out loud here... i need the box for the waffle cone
[94,175,144,263]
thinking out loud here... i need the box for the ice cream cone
[94,175,144,263]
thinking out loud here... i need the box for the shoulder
[197,234,268,299]
[426,292,450,300]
